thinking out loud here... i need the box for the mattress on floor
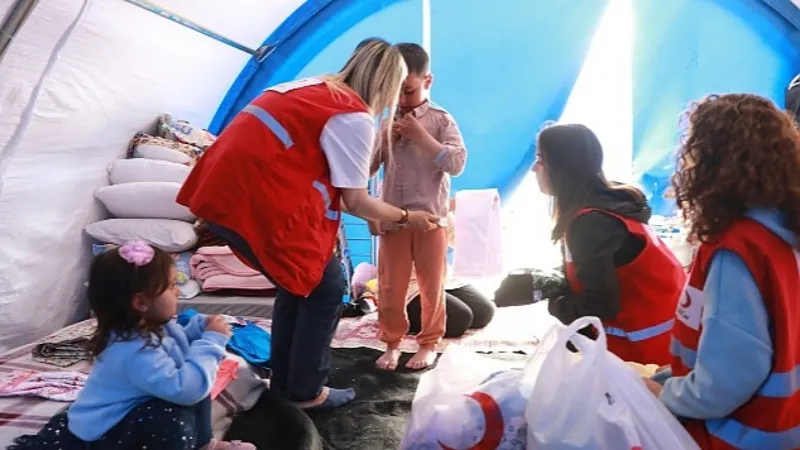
[0,318,269,447]
[179,293,276,318]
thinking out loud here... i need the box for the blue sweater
[655,208,792,419]
[67,314,229,441]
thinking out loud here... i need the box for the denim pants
[206,223,345,402]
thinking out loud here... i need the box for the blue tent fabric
[632,0,800,215]
[209,0,800,260]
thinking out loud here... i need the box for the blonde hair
[322,40,407,153]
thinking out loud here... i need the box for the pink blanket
[190,246,275,292]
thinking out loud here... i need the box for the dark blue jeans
[207,223,345,402]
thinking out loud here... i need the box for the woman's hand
[206,315,232,337]
[407,210,439,231]
[642,377,664,397]
[368,219,383,236]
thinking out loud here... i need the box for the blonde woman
[178,41,439,410]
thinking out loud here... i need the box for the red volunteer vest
[177,79,370,297]
[672,218,800,450]
[565,208,686,365]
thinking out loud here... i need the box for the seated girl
[643,94,800,450]
[532,123,686,365]
[406,264,495,338]
[9,241,255,450]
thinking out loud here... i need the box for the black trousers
[207,223,345,403]
[407,285,496,338]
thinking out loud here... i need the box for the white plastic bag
[524,317,700,450]
[399,345,529,450]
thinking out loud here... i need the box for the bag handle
[557,316,607,354]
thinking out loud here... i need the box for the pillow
[95,182,195,222]
[108,158,191,185]
[134,143,194,166]
[85,219,198,252]
[157,114,217,149]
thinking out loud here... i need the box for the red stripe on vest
[177,80,369,296]
[565,208,686,365]
[672,218,800,449]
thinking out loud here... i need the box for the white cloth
[453,189,503,278]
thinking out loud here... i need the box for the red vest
[565,208,685,365]
[671,218,800,450]
[177,79,370,297]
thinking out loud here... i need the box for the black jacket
[547,187,651,326]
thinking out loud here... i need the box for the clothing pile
[85,114,276,300]
[0,371,88,402]
[177,309,271,370]
[31,327,93,368]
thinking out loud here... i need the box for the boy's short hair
[395,43,429,75]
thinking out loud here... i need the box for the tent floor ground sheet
[226,347,529,450]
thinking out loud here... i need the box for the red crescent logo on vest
[680,290,693,309]
[438,391,504,450]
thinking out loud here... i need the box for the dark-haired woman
[643,94,800,450]
[533,123,686,365]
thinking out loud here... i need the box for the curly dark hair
[672,93,800,245]
[87,245,174,358]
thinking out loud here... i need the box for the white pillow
[108,158,191,185]
[95,182,195,222]
[85,219,198,253]
[134,143,194,165]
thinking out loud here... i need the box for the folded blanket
[190,246,275,292]
[32,329,93,368]
[0,371,87,402]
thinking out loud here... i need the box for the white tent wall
[0,0,302,351]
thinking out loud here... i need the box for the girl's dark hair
[537,123,645,242]
[87,245,174,357]
[672,93,800,245]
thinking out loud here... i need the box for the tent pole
[120,0,269,61]
[0,0,39,65]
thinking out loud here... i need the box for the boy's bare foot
[376,348,401,371]
[405,348,436,370]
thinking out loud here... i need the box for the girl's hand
[206,315,232,337]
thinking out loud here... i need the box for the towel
[190,246,275,292]
[177,309,272,368]
[452,189,504,279]
[211,359,240,400]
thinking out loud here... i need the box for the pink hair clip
[119,240,155,266]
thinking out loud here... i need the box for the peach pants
[378,227,448,349]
